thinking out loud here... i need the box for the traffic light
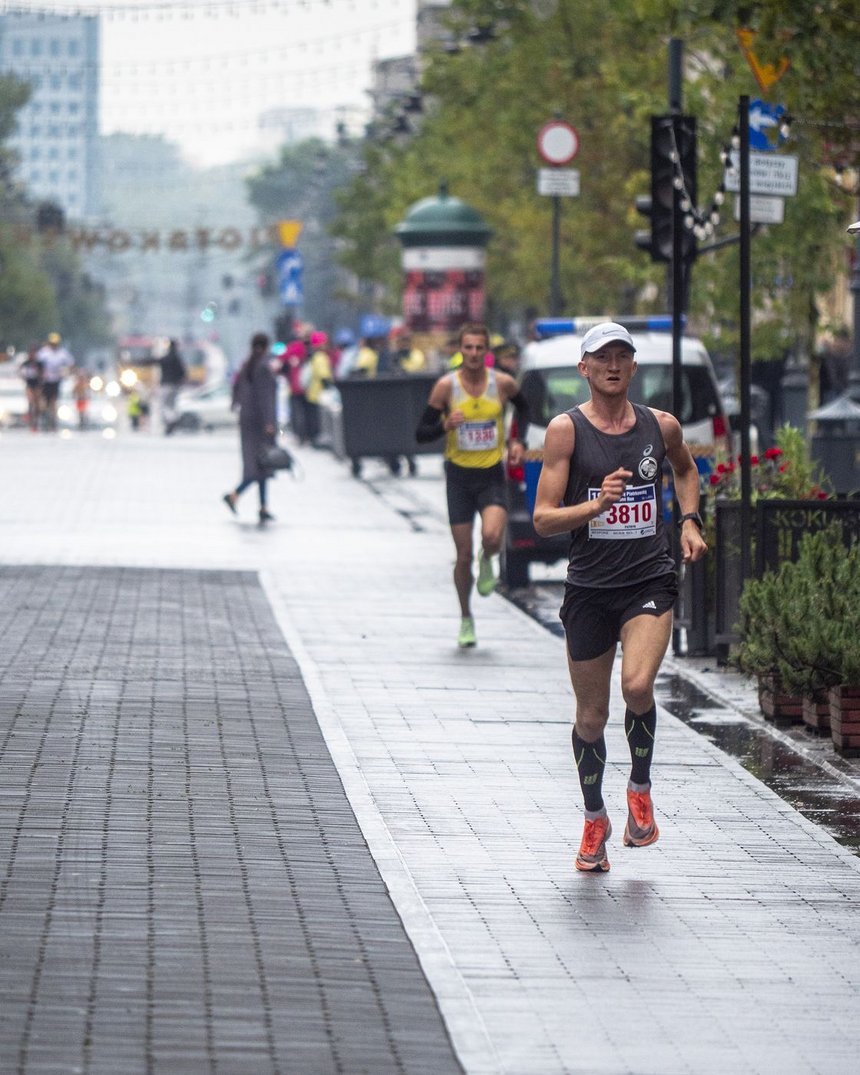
[635,115,697,264]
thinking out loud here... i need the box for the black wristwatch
[678,511,704,531]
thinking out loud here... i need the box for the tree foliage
[330,0,859,345]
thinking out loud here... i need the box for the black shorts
[560,571,678,662]
[41,382,60,403]
[445,461,507,526]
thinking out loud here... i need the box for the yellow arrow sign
[736,29,790,94]
[277,219,303,248]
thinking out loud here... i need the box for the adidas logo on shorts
[642,600,657,609]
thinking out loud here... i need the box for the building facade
[0,11,100,220]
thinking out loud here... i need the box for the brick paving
[1,430,859,1075]
[0,564,462,1075]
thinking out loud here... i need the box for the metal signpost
[536,119,579,316]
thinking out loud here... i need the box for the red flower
[764,446,783,460]
[751,455,759,465]
[710,473,721,485]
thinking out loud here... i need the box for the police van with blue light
[502,316,730,588]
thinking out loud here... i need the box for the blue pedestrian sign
[748,99,786,152]
[275,248,304,306]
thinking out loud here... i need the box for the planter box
[758,674,803,724]
[802,691,831,734]
[829,685,860,755]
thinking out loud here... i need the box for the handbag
[258,444,294,472]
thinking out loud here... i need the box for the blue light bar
[533,315,685,340]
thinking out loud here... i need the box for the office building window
[50,39,61,58]
[30,40,42,57]
[12,39,24,57]
[50,75,62,91]
[68,40,79,57]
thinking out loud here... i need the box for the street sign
[275,248,304,306]
[724,151,798,197]
[748,99,786,152]
[277,219,303,248]
[735,28,790,94]
[733,195,785,225]
[537,120,579,165]
[537,168,580,197]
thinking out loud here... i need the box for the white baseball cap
[580,322,636,358]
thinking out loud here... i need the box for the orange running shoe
[623,787,660,847]
[575,813,612,872]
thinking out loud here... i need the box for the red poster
[403,269,485,333]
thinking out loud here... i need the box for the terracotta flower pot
[828,685,860,756]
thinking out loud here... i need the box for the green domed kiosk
[394,183,492,338]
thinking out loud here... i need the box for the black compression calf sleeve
[625,704,657,786]
[572,728,607,812]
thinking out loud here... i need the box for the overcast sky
[41,0,417,166]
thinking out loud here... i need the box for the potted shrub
[734,526,855,728]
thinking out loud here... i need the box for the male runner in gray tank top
[533,322,708,872]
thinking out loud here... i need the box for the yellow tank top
[445,369,504,469]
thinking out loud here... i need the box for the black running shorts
[559,571,678,662]
[444,461,507,526]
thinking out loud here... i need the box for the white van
[502,317,730,587]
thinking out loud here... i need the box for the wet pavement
[2,430,860,1075]
[507,577,860,857]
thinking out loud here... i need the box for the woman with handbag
[222,332,278,524]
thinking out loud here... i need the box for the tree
[330,0,858,349]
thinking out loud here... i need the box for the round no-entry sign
[537,120,579,165]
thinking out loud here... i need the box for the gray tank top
[563,404,674,588]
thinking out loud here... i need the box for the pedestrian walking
[72,370,90,429]
[304,331,333,447]
[222,332,278,525]
[159,338,187,434]
[19,344,43,432]
[416,321,529,648]
[532,322,707,873]
[36,332,73,431]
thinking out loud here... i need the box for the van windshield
[521,365,723,427]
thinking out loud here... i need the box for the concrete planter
[828,685,860,756]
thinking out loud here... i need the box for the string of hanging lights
[665,113,796,246]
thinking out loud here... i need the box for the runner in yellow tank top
[444,367,505,469]
[416,322,530,648]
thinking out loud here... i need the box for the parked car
[0,363,29,429]
[168,380,237,433]
[56,376,121,433]
[502,317,731,587]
